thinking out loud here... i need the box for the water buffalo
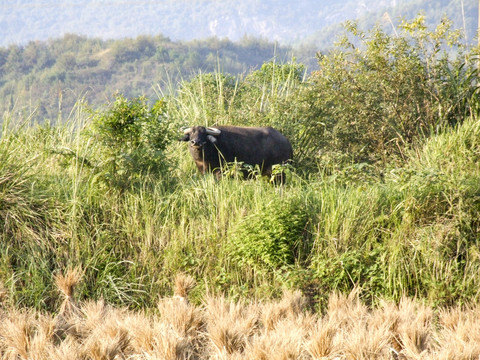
[180,125,293,183]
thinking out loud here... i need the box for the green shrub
[89,94,173,189]
[227,194,311,271]
[312,247,385,301]
[303,16,478,168]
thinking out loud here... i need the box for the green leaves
[89,95,172,189]
[228,194,311,272]
[306,15,477,167]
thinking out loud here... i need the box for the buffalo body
[180,125,292,182]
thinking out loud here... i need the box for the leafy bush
[227,194,311,271]
[89,95,173,189]
[312,247,385,301]
[301,16,478,168]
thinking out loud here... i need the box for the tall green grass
[1,16,480,312]
[1,100,480,310]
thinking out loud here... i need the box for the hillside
[0,35,293,123]
[2,0,472,47]
[1,13,480,357]
[0,16,478,314]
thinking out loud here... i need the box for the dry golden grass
[1,271,480,359]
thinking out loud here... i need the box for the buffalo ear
[207,135,217,144]
[179,134,190,142]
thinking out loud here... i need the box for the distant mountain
[1,0,477,123]
[1,0,462,47]
[0,34,293,122]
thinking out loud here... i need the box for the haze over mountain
[0,0,478,124]
[1,0,477,48]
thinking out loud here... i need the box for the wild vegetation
[0,34,292,123]
[1,15,480,358]
[2,1,476,126]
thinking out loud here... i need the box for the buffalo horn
[206,127,221,136]
[183,127,192,134]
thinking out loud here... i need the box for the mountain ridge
[0,0,431,47]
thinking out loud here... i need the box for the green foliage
[1,14,480,313]
[0,34,291,124]
[90,95,172,189]
[307,16,478,166]
[177,72,238,123]
[228,194,311,271]
[312,247,385,302]
[1,108,480,310]
[176,61,306,128]
[244,60,305,87]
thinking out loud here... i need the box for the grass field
[2,103,479,310]
[1,17,480,358]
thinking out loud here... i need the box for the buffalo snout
[190,139,205,147]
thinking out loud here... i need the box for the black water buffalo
[180,125,293,182]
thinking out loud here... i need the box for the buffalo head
[180,126,221,149]
[180,126,223,175]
